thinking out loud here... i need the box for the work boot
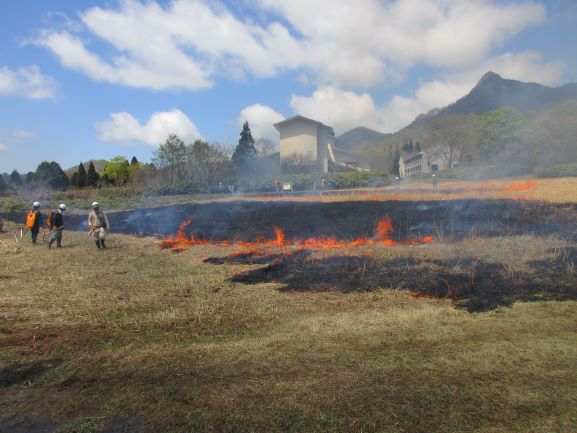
[101,239,107,249]
[56,239,62,248]
[95,240,101,249]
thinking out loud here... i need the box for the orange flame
[273,226,286,246]
[375,215,394,245]
[506,180,536,191]
[160,215,433,252]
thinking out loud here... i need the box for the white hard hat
[92,202,99,208]
[59,203,66,210]
[33,201,40,207]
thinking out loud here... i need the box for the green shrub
[323,170,389,189]
[149,182,206,196]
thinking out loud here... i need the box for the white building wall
[278,118,318,161]
[317,125,330,172]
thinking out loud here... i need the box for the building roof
[273,114,333,132]
[402,152,425,165]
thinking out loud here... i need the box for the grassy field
[1,220,577,433]
[2,177,577,215]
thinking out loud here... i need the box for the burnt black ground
[227,247,577,312]
[16,199,577,242]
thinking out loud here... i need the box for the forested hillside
[338,72,577,175]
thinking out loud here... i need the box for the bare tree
[255,138,277,156]
[184,140,229,187]
[281,152,316,173]
[153,134,187,183]
[431,114,480,167]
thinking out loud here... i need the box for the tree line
[1,121,260,196]
[151,120,259,187]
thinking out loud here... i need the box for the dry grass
[1,220,577,432]
[4,177,577,215]
[194,177,577,205]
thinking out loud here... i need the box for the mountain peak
[403,72,577,130]
[337,126,390,149]
[470,71,505,94]
[480,71,500,81]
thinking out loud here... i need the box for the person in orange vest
[25,202,44,245]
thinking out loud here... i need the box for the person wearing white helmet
[47,204,66,249]
[432,173,438,192]
[25,201,44,245]
[88,202,110,249]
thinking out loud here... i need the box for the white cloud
[482,51,564,86]
[0,129,39,151]
[10,129,37,141]
[32,0,548,89]
[33,0,302,90]
[0,65,57,99]
[376,50,565,132]
[287,50,564,134]
[290,87,379,134]
[238,104,285,142]
[97,109,202,146]
[35,30,212,91]
[258,0,546,86]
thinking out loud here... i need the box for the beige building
[274,115,361,173]
[399,152,443,177]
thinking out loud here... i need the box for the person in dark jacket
[29,202,44,245]
[47,204,66,249]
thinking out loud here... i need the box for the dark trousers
[31,227,40,244]
[48,230,62,248]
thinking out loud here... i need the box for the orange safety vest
[25,211,37,229]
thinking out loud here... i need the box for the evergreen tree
[415,141,422,152]
[130,156,139,165]
[70,172,79,188]
[86,161,100,186]
[232,121,257,164]
[25,171,34,184]
[393,145,401,176]
[77,162,87,187]
[34,161,69,190]
[401,138,414,153]
[10,169,23,186]
[0,175,7,196]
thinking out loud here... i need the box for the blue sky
[1,0,576,173]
